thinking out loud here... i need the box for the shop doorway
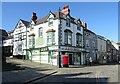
[69,54,73,65]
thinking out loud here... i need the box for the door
[69,54,73,65]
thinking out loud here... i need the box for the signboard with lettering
[60,46,84,51]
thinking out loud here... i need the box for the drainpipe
[58,7,61,68]
[25,26,27,60]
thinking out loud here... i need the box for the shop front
[60,46,85,65]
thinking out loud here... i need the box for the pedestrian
[89,57,93,66]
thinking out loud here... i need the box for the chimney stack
[31,12,37,21]
[61,5,70,15]
[82,22,87,29]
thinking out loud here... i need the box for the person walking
[89,57,93,66]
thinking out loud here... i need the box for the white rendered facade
[13,19,29,56]
[26,6,85,66]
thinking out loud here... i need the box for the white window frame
[47,32,55,45]
[39,27,43,37]
[48,18,53,26]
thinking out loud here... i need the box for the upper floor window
[64,29,72,45]
[39,27,43,37]
[100,45,102,51]
[28,34,35,48]
[29,38,32,45]
[92,41,95,48]
[48,18,53,26]
[76,33,82,47]
[30,27,34,31]
[86,40,89,47]
[3,41,6,44]
[46,29,55,45]
[66,18,70,27]
[18,34,22,41]
[86,32,89,36]
[77,23,81,31]
[93,34,95,39]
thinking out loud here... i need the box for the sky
[2,2,118,42]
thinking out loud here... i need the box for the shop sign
[60,46,82,51]
[40,47,48,51]
[49,46,58,50]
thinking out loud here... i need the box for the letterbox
[63,55,69,67]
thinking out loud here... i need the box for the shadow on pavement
[2,61,55,83]
[36,72,109,84]
[2,62,25,72]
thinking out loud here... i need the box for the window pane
[66,19,70,27]
[77,23,81,31]
[47,33,52,43]
[39,27,43,37]
[48,18,53,26]
[30,27,34,31]
[64,32,68,44]
[52,32,55,42]
[68,32,72,44]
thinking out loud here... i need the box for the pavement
[2,58,119,83]
[2,58,58,83]
[34,63,119,83]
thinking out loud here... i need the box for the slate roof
[20,19,29,27]
[36,11,79,25]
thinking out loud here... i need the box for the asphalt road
[33,64,119,83]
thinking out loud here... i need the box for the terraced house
[25,5,85,66]
[83,26,97,65]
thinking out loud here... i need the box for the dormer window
[77,22,81,31]
[48,18,53,26]
[66,18,70,27]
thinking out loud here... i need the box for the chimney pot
[31,12,37,21]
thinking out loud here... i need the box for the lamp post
[25,27,29,60]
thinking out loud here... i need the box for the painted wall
[84,30,97,62]
[3,39,13,46]
[13,20,27,56]
[61,19,83,46]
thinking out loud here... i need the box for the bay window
[46,29,55,45]
[28,33,35,48]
